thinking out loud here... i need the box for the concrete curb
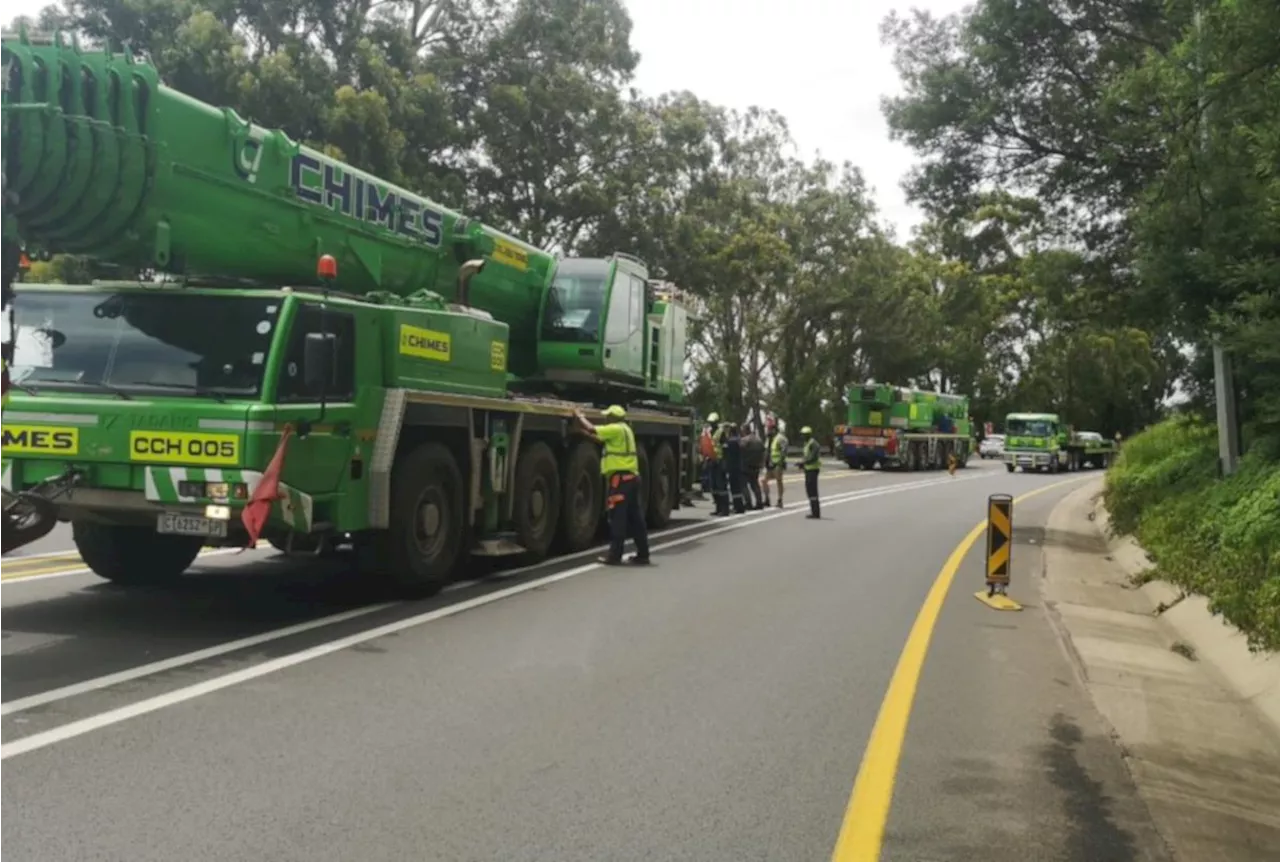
[1051,478,1280,740]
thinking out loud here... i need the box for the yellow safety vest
[712,425,727,460]
[599,422,640,476]
[803,438,821,471]
[769,433,786,464]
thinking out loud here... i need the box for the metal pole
[1213,341,1240,475]
[1196,6,1240,476]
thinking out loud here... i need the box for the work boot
[627,555,651,565]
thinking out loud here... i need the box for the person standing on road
[724,422,747,515]
[800,425,821,519]
[740,423,765,510]
[764,419,787,508]
[697,420,715,499]
[574,406,651,566]
[706,412,731,516]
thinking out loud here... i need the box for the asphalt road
[1,461,1172,861]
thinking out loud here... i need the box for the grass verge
[1103,415,1280,653]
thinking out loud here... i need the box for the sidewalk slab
[1042,480,1280,862]
[1093,496,1280,737]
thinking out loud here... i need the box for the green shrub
[1104,416,1280,652]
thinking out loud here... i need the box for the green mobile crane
[0,29,696,596]
[833,383,973,470]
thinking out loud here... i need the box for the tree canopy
[8,0,1278,449]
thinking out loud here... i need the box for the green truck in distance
[834,383,973,470]
[1002,412,1116,473]
[0,29,697,596]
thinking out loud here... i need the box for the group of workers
[698,414,822,521]
[572,405,825,569]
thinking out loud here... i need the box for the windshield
[11,290,281,398]
[541,259,609,344]
[1007,418,1055,437]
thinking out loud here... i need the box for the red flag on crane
[241,424,293,548]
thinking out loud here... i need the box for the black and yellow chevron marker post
[974,493,1022,611]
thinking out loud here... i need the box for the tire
[1005,462,1016,473]
[636,445,651,521]
[512,441,561,561]
[557,440,602,553]
[646,441,677,528]
[72,521,202,586]
[367,441,465,598]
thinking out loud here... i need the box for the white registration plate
[157,513,229,538]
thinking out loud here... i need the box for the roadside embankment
[1041,478,1280,861]
[1103,416,1280,653]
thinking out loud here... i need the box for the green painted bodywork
[1002,412,1116,471]
[2,283,506,535]
[1074,431,1117,456]
[834,382,973,470]
[0,30,693,552]
[845,383,972,437]
[1003,412,1065,454]
[0,31,687,399]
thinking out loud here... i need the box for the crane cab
[533,253,685,401]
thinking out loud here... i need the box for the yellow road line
[2,562,96,581]
[828,475,1089,861]
[1,543,271,581]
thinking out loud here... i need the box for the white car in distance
[979,434,1005,459]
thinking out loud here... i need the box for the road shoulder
[1041,480,1280,861]
[882,480,1173,862]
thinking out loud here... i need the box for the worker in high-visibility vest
[763,418,787,508]
[697,421,715,498]
[574,405,651,566]
[799,425,822,519]
[707,412,732,516]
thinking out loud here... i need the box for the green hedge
[1103,415,1280,652]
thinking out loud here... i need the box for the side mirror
[303,331,337,393]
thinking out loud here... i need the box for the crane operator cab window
[541,258,610,344]
[540,256,647,377]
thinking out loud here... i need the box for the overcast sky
[6,0,970,238]
[627,0,970,239]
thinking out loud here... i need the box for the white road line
[0,472,992,759]
[0,603,397,716]
[0,472,862,583]
[0,477,881,716]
